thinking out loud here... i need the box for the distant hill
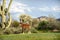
[38,16,48,19]
[37,16,49,21]
[57,18,60,21]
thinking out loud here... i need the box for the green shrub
[31,27,39,33]
[37,21,48,30]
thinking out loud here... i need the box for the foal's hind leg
[28,26,31,34]
[22,27,24,34]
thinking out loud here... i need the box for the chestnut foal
[20,22,31,34]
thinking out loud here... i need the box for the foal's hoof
[23,32,24,34]
[28,32,31,34]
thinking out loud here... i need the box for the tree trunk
[2,0,6,29]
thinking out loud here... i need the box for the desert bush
[11,20,19,27]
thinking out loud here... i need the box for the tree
[0,0,13,35]
[47,14,58,30]
[0,0,12,30]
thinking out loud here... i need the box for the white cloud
[10,1,33,13]
[26,7,32,12]
[39,7,50,11]
[52,7,60,12]
[39,6,60,12]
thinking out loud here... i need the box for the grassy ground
[0,33,60,40]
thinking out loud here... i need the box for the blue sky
[0,0,60,21]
